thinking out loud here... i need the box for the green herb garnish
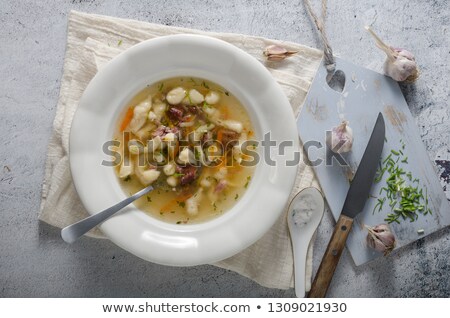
[244,176,251,188]
[194,148,201,160]
[185,91,192,104]
[373,197,386,214]
[124,175,131,182]
[158,82,164,91]
[118,39,123,46]
[375,142,432,223]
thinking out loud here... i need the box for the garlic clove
[326,120,353,154]
[365,224,396,256]
[365,26,419,83]
[389,48,419,82]
[263,45,298,61]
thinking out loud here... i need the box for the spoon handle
[61,186,154,243]
[293,241,309,298]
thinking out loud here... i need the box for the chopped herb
[177,201,186,208]
[124,175,131,182]
[376,142,431,223]
[234,194,239,200]
[176,221,182,224]
[147,196,152,202]
[158,82,164,91]
[194,148,201,160]
[244,176,251,188]
[224,91,230,96]
[389,199,397,208]
[373,197,386,214]
[213,202,217,211]
[202,81,210,89]
[185,91,192,104]
[160,211,163,215]
[173,173,185,177]
[118,39,123,46]
[385,213,400,224]
[189,78,197,85]
[170,211,175,213]
[374,166,386,183]
[379,187,388,195]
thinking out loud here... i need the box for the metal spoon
[287,187,325,298]
[61,185,154,243]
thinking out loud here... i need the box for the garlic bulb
[366,224,396,256]
[263,45,298,61]
[365,26,419,83]
[326,120,353,154]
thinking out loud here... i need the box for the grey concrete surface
[0,0,449,297]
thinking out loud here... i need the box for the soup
[114,77,256,224]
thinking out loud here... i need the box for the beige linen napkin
[39,11,322,290]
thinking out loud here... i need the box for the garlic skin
[263,45,298,61]
[326,120,353,154]
[366,224,396,256]
[365,26,419,83]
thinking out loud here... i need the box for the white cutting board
[298,57,450,266]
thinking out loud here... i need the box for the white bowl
[70,34,299,266]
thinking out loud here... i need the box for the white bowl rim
[69,34,299,266]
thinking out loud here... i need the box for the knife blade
[308,112,385,298]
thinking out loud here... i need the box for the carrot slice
[120,107,134,132]
[221,105,230,119]
[228,164,243,174]
[217,129,223,144]
[160,192,193,213]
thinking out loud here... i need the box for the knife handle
[308,214,354,298]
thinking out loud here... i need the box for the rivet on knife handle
[308,214,354,298]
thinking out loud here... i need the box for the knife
[308,112,385,298]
